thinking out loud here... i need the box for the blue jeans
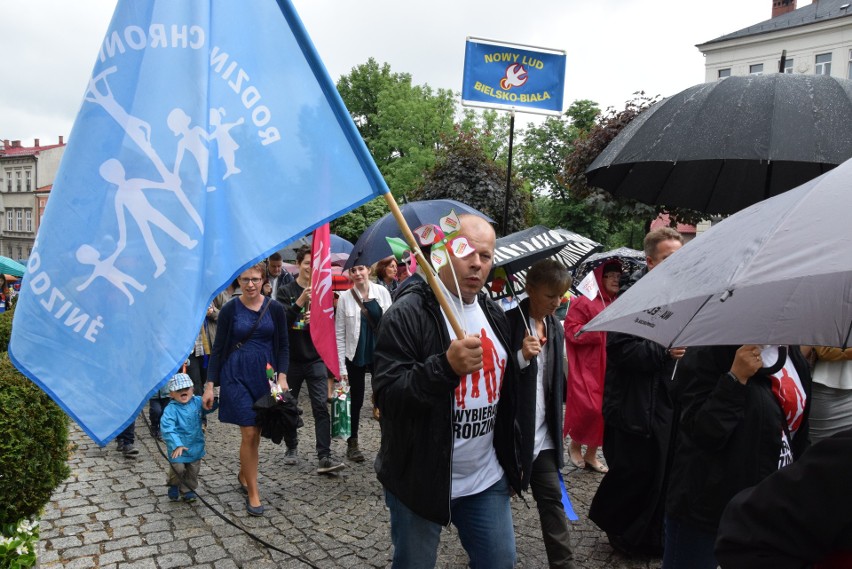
[385,474,516,569]
[662,515,718,569]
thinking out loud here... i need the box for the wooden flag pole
[383,192,465,340]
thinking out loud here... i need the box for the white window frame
[783,58,793,74]
[25,170,31,192]
[816,53,832,75]
[718,68,731,79]
[6,211,12,232]
[749,63,764,75]
[25,210,32,232]
[16,210,23,232]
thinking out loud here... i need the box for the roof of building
[698,0,852,47]
[0,142,65,158]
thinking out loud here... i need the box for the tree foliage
[412,130,531,236]
[562,92,705,228]
[336,58,455,200]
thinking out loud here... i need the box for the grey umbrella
[586,73,852,215]
[582,155,852,348]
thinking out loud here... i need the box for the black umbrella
[252,391,303,445]
[571,247,646,295]
[586,73,852,214]
[488,225,601,298]
[278,234,354,261]
[344,199,494,270]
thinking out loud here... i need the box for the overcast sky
[2,0,802,145]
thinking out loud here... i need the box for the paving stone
[40,390,664,569]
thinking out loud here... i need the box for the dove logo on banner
[9,0,388,445]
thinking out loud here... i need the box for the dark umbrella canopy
[488,225,601,298]
[586,73,852,214]
[344,199,494,270]
[571,247,646,291]
[278,234,353,261]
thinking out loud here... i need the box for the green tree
[563,92,705,233]
[412,131,531,236]
[336,58,455,200]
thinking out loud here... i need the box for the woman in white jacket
[335,264,392,462]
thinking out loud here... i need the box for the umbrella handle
[383,193,465,340]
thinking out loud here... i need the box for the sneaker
[182,491,198,502]
[283,447,298,464]
[346,439,365,463]
[317,456,345,474]
[122,444,139,458]
[167,485,180,501]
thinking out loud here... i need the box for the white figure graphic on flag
[167,108,210,185]
[209,107,244,179]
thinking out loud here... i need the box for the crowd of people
[126,217,847,568]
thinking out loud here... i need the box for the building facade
[0,138,65,262]
[698,0,852,81]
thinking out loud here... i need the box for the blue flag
[8,0,388,445]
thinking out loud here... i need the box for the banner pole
[502,110,516,237]
[382,193,465,340]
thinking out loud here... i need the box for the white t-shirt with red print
[761,345,807,469]
[441,292,508,499]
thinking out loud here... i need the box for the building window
[5,173,9,192]
[25,210,32,232]
[16,171,21,192]
[6,211,11,232]
[816,53,832,75]
[16,210,22,232]
[16,247,21,260]
[25,170,31,192]
[749,63,764,75]
[718,68,731,79]
[848,49,852,79]
[783,58,793,73]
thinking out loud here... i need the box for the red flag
[310,223,340,378]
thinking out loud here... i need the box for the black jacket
[506,298,566,487]
[666,345,812,533]
[716,428,852,569]
[278,280,320,363]
[372,276,523,525]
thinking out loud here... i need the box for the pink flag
[310,223,340,378]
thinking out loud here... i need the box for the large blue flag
[8,0,388,445]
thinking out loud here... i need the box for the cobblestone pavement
[38,380,662,569]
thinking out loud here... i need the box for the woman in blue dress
[204,262,289,516]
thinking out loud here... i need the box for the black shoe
[122,444,139,458]
[245,498,264,516]
[317,456,345,474]
[283,447,298,464]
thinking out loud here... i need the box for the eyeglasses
[239,277,263,284]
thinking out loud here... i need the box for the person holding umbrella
[662,344,812,569]
[508,259,577,568]
[563,261,622,473]
[589,227,684,556]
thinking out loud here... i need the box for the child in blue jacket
[160,372,217,502]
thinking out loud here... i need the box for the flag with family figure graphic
[8,0,388,445]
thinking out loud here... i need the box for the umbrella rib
[667,294,715,349]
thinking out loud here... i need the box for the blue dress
[218,300,275,426]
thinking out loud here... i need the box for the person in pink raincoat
[563,261,621,473]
